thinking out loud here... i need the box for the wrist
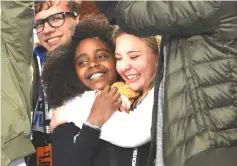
[87,116,104,128]
[84,121,101,130]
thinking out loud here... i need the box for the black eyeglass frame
[34,12,78,34]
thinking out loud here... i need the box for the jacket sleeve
[114,1,221,37]
[52,123,100,166]
[1,1,35,165]
[1,1,34,63]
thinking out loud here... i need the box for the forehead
[115,34,146,53]
[35,2,72,20]
[75,38,111,56]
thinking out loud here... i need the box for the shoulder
[53,123,80,137]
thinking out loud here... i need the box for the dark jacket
[52,123,150,166]
[96,1,237,166]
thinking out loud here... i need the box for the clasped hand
[50,85,131,132]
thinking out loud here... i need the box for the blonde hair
[112,26,161,104]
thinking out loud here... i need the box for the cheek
[61,24,74,38]
[131,59,146,73]
[143,58,157,78]
[108,61,117,76]
[116,61,123,75]
[37,34,44,42]
[75,68,84,82]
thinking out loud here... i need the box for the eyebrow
[115,51,141,56]
[75,53,87,62]
[127,51,141,54]
[75,48,111,61]
[95,48,111,54]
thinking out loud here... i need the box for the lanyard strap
[132,148,140,166]
[36,56,51,136]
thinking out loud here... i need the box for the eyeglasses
[34,12,77,34]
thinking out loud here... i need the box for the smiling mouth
[125,74,140,80]
[89,72,106,80]
[46,37,60,45]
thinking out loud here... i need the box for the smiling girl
[43,14,161,166]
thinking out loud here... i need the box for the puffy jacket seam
[190,69,214,146]
[228,57,237,118]
[166,129,237,161]
[167,58,233,78]
[167,81,232,101]
[165,128,210,159]
[167,58,232,78]
[168,38,204,53]
[196,81,233,89]
[166,103,233,128]
[166,113,197,134]
[184,38,214,144]
[189,57,234,67]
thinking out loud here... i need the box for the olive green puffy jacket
[1,1,35,165]
[112,1,237,166]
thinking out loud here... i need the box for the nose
[118,59,131,71]
[89,60,100,68]
[42,22,55,34]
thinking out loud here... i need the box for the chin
[127,84,141,92]
[91,84,106,91]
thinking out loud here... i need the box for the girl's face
[75,38,117,90]
[115,33,157,92]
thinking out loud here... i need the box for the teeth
[90,73,104,79]
[47,38,58,43]
[127,75,139,80]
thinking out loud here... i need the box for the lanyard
[36,56,51,136]
[132,148,139,166]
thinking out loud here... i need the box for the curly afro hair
[42,14,115,108]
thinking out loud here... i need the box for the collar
[34,45,47,62]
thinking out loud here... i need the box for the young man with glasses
[30,1,80,166]
[34,1,80,51]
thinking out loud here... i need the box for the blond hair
[112,26,161,104]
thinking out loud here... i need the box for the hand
[87,85,122,128]
[119,94,131,113]
[50,106,67,133]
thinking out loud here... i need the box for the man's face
[35,2,79,51]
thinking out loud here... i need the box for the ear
[76,14,80,24]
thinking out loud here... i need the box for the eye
[115,55,122,61]
[49,14,63,23]
[130,55,140,59]
[34,21,44,29]
[96,54,110,60]
[115,57,122,61]
[51,16,62,22]
[78,60,88,66]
